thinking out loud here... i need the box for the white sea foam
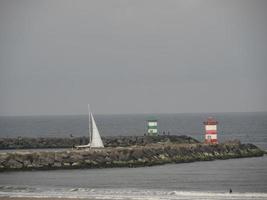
[1,186,267,200]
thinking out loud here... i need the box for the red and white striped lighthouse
[203,117,218,144]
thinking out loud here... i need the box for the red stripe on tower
[203,117,218,144]
[206,130,217,134]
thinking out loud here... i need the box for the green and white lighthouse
[147,119,158,136]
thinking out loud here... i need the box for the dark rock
[0,135,199,150]
[0,138,264,172]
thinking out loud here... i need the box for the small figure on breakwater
[229,188,232,194]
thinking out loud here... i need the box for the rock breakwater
[0,141,264,171]
[0,135,198,149]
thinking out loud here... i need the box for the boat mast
[88,104,91,145]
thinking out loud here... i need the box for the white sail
[90,113,104,148]
[75,106,104,149]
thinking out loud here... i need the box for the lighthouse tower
[203,117,218,144]
[147,119,158,136]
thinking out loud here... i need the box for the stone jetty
[0,135,198,149]
[0,136,264,171]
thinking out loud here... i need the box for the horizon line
[0,110,267,117]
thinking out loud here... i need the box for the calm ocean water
[0,112,267,199]
[0,112,267,149]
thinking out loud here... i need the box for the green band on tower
[147,119,158,136]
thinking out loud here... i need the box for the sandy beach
[0,198,91,200]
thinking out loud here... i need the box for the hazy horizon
[1,0,267,115]
[1,110,267,117]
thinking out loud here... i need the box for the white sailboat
[75,105,104,149]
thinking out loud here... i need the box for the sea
[0,112,267,200]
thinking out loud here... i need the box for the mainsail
[90,112,104,148]
[75,105,104,149]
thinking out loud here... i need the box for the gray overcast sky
[0,0,267,115]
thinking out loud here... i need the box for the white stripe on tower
[205,125,217,131]
[203,117,218,144]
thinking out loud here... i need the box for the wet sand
[0,198,93,200]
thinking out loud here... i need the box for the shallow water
[0,156,267,199]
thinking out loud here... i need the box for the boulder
[6,159,23,169]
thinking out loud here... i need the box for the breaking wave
[0,185,267,200]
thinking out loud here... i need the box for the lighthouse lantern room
[203,117,218,144]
